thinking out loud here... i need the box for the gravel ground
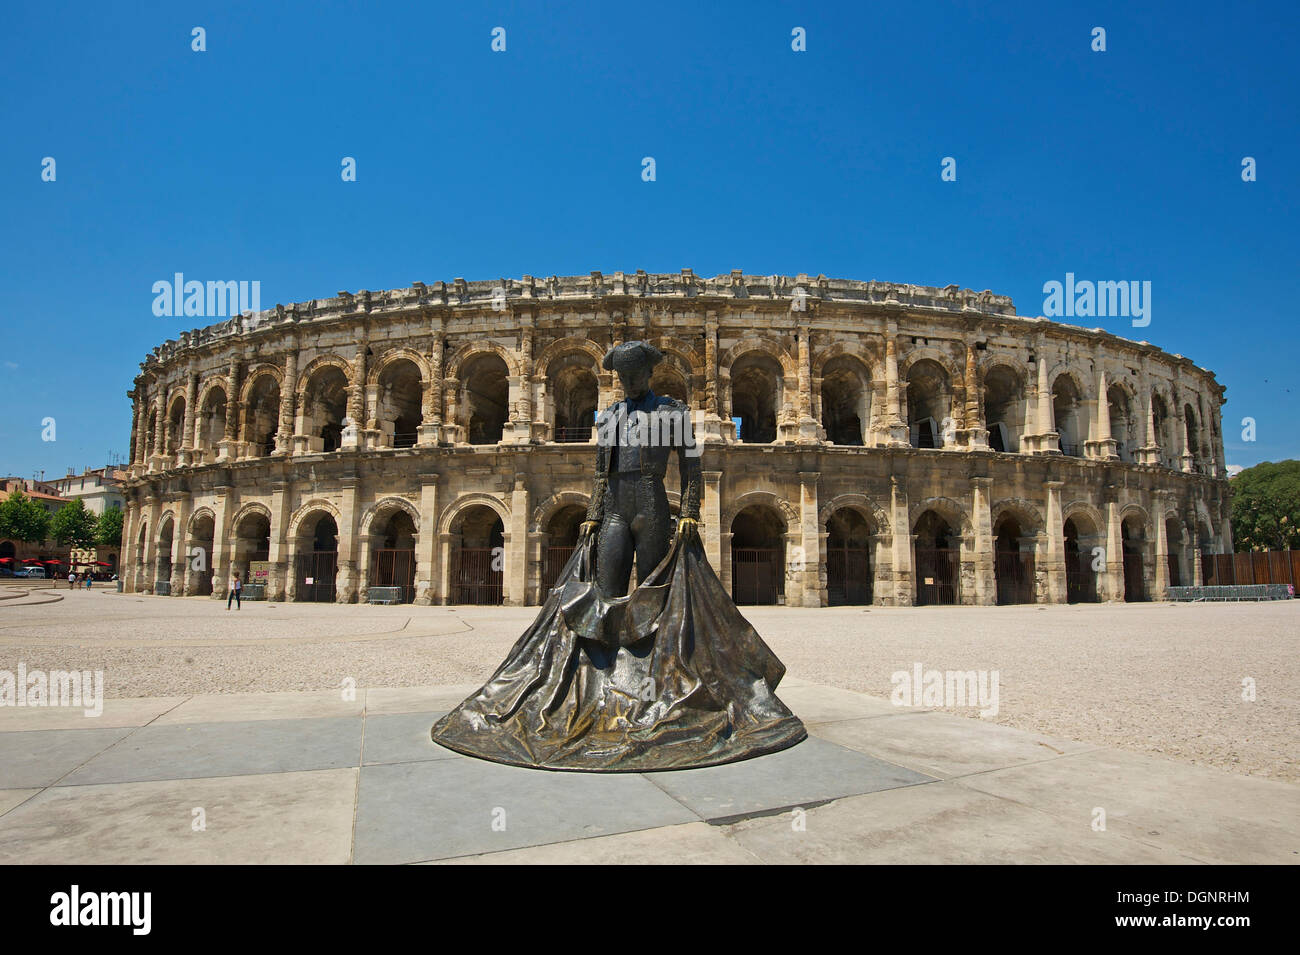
[2,583,1296,782]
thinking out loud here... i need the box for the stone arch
[978,352,1032,383]
[722,490,800,536]
[720,337,798,378]
[239,364,284,405]
[813,341,879,379]
[287,498,342,540]
[1118,503,1151,536]
[530,491,592,534]
[1062,500,1106,535]
[818,353,875,446]
[186,506,217,537]
[196,377,229,412]
[295,355,354,402]
[445,341,521,381]
[981,359,1031,453]
[360,496,421,538]
[991,497,1045,532]
[818,493,890,535]
[537,337,604,376]
[439,493,511,537]
[366,348,429,388]
[909,496,974,538]
[898,346,960,382]
[1048,365,1092,401]
[229,501,272,530]
[646,336,704,381]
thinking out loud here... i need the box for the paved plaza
[0,582,1296,863]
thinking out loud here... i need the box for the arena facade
[119,271,1230,608]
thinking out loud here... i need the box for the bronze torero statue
[431,341,805,771]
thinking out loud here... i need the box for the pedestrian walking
[227,571,242,610]
[67,570,75,590]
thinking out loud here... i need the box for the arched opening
[134,521,148,583]
[1183,404,1199,471]
[649,364,689,405]
[1064,515,1100,603]
[376,359,424,449]
[369,507,417,603]
[155,516,175,594]
[826,508,873,605]
[232,510,271,594]
[450,505,505,604]
[198,386,227,459]
[1108,385,1137,462]
[906,359,951,449]
[549,355,599,443]
[294,512,338,602]
[541,504,587,593]
[993,514,1036,605]
[1165,517,1185,588]
[242,375,280,457]
[1122,516,1147,602]
[1052,375,1084,456]
[301,366,349,453]
[731,505,786,604]
[188,513,215,596]
[821,356,871,446]
[145,410,158,460]
[914,510,959,606]
[462,354,510,445]
[165,397,186,457]
[1198,520,1219,584]
[730,353,782,444]
[1151,393,1175,469]
[983,365,1026,453]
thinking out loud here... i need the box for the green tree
[50,499,99,550]
[0,490,51,543]
[96,505,124,547]
[1230,460,1300,552]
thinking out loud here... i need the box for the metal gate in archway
[732,547,781,605]
[915,547,958,606]
[1123,544,1146,601]
[294,552,337,602]
[369,548,416,603]
[452,546,503,605]
[542,545,576,594]
[827,545,872,605]
[995,552,1036,605]
[1066,552,1099,603]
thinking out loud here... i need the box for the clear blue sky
[2,0,1296,478]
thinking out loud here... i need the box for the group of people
[66,571,95,590]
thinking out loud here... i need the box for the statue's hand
[580,520,600,538]
[675,517,699,539]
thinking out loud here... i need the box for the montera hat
[602,340,664,373]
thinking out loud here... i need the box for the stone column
[883,327,909,445]
[415,472,440,604]
[1088,367,1118,460]
[130,393,144,467]
[1153,498,1170,598]
[795,329,818,443]
[342,342,366,450]
[1105,498,1124,602]
[220,357,242,460]
[701,317,724,443]
[121,502,138,592]
[141,495,161,592]
[355,533,373,604]
[439,532,455,605]
[418,318,444,446]
[267,482,291,601]
[275,350,296,456]
[1034,346,1058,453]
[702,470,723,572]
[180,372,198,466]
[797,471,822,606]
[507,473,530,605]
[962,342,987,449]
[210,486,231,600]
[150,392,167,470]
[335,478,360,602]
[1138,368,1159,465]
[969,477,995,605]
[1043,480,1067,604]
[444,377,461,444]
[890,475,913,605]
[169,495,191,596]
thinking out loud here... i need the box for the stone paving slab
[432,821,760,865]
[364,684,481,715]
[353,757,698,864]
[0,696,188,731]
[0,768,357,864]
[0,726,137,788]
[809,710,1099,779]
[0,790,39,817]
[775,683,914,723]
[153,689,363,724]
[957,747,1300,865]
[721,780,1198,864]
[57,716,363,786]
[362,711,456,766]
[647,736,933,823]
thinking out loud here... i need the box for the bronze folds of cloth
[431,341,806,771]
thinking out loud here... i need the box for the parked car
[17,567,47,579]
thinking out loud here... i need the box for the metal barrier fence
[1168,584,1294,602]
[153,581,171,596]
[243,583,266,601]
[367,586,403,605]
